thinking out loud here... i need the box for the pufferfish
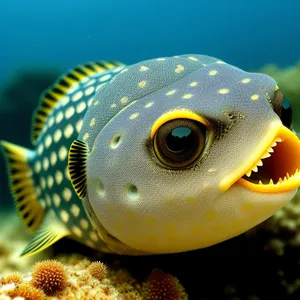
[2,54,300,257]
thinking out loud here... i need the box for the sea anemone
[8,283,45,300]
[142,269,188,300]
[31,259,67,295]
[88,261,107,281]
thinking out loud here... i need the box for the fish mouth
[220,123,300,193]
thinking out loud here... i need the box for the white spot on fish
[64,124,74,139]
[188,56,198,61]
[56,111,64,124]
[65,106,75,119]
[63,187,72,202]
[48,117,55,127]
[58,145,68,161]
[76,101,86,114]
[45,135,52,149]
[190,82,198,87]
[60,210,69,223]
[94,100,99,106]
[140,65,149,71]
[121,96,128,104]
[80,219,89,230]
[72,226,82,237]
[34,161,41,173]
[72,91,83,102]
[111,103,117,108]
[157,58,166,61]
[43,157,49,171]
[90,118,96,127]
[242,78,251,84]
[40,177,46,190]
[90,232,99,242]
[47,175,54,189]
[251,94,260,100]
[175,64,184,73]
[50,152,57,166]
[145,102,153,108]
[183,93,193,99]
[54,129,62,143]
[99,74,112,82]
[138,81,147,88]
[76,119,83,133]
[55,170,63,185]
[85,86,95,96]
[37,144,44,156]
[83,133,89,141]
[71,204,80,217]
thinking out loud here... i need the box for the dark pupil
[166,126,193,153]
[281,97,292,129]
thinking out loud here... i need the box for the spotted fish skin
[2,54,300,257]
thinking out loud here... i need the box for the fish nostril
[127,184,139,200]
[96,178,105,197]
[109,133,122,149]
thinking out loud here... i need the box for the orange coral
[31,259,67,295]
[88,261,107,281]
[8,283,45,300]
[0,272,22,285]
[142,269,188,300]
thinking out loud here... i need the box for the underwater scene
[1,1,300,299]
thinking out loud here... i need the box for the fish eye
[273,89,293,129]
[153,118,206,168]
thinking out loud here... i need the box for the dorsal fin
[68,140,90,199]
[1,140,45,231]
[31,60,124,145]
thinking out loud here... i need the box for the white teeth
[252,165,258,172]
[261,152,271,159]
[269,178,274,185]
[256,159,263,167]
[271,141,277,148]
[268,147,274,153]
[246,170,252,177]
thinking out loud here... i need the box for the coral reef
[0,254,187,299]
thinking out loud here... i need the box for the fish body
[2,54,300,257]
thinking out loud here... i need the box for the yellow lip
[220,121,300,193]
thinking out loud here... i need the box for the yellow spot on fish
[166,89,176,96]
[166,224,176,233]
[65,106,75,119]
[43,157,49,171]
[90,118,96,127]
[140,65,149,71]
[80,219,89,230]
[157,58,166,61]
[54,129,62,143]
[76,119,83,133]
[205,210,217,220]
[72,226,82,237]
[251,94,259,100]
[63,187,72,202]
[275,85,279,91]
[94,100,99,106]
[242,78,251,83]
[190,81,198,87]
[34,161,41,173]
[55,170,63,185]
[85,86,95,96]
[90,232,99,242]
[183,93,193,99]
[111,103,117,108]
[138,81,147,88]
[45,135,52,148]
[58,145,68,161]
[72,91,83,102]
[219,89,229,94]
[71,204,80,217]
[188,56,198,61]
[129,113,139,120]
[121,96,129,104]
[47,175,54,189]
[64,124,74,139]
[59,210,70,223]
[83,133,89,140]
[175,64,184,73]
[76,101,86,114]
[145,102,153,108]
[56,111,64,124]
[209,70,217,76]
[53,193,61,207]
[216,60,225,64]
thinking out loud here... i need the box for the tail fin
[1,141,45,231]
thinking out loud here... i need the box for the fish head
[83,56,300,254]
